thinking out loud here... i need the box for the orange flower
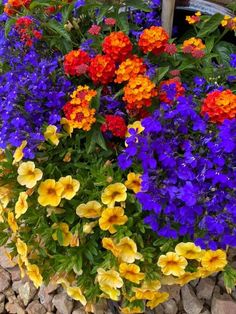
[123,75,157,112]
[88,55,116,85]
[70,85,97,107]
[99,207,128,233]
[186,11,201,24]
[221,16,236,31]
[115,55,146,83]
[182,37,205,58]
[119,263,145,284]
[4,0,31,15]
[63,49,90,76]
[201,89,236,124]
[102,31,133,62]
[138,26,169,55]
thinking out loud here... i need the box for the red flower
[102,31,133,62]
[88,25,101,35]
[101,115,127,138]
[88,55,116,85]
[64,49,91,76]
[15,17,42,47]
[105,18,116,26]
[164,43,177,55]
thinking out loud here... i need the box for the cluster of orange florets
[63,86,97,131]
[88,55,116,85]
[201,89,236,124]
[182,37,205,58]
[159,78,185,104]
[186,11,201,24]
[102,31,133,62]
[221,16,236,31]
[123,75,157,112]
[64,49,91,76]
[4,0,31,15]
[138,26,169,55]
[115,55,147,84]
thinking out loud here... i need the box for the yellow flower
[16,238,27,261]
[132,280,161,300]
[38,179,64,207]
[101,183,127,207]
[52,223,73,247]
[175,242,202,260]
[99,206,128,234]
[201,249,227,272]
[17,161,43,189]
[100,285,121,301]
[195,267,216,279]
[26,264,43,288]
[69,233,80,247]
[44,125,60,146]
[60,118,74,136]
[76,200,102,218]
[102,237,119,256]
[56,277,70,289]
[146,291,169,309]
[13,140,27,164]
[119,263,145,284]
[97,268,123,289]
[157,252,188,277]
[15,192,28,219]
[126,121,144,138]
[17,256,26,278]
[66,287,86,306]
[116,237,142,263]
[7,212,18,233]
[83,221,97,234]
[120,306,144,314]
[59,176,80,200]
[0,185,11,208]
[125,173,142,193]
[175,272,198,286]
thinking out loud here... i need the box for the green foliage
[223,266,236,290]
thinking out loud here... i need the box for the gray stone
[196,278,215,300]
[217,274,225,290]
[181,284,203,314]
[190,279,200,288]
[92,300,107,314]
[0,247,15,269]
[38,285,54,311]
[52,292,73,314]
[0,302,4,314]
[26,300,47,314]
[201,310,210,314]
[211,293,236,314]
[154,304,165,314]
[12,281,22,294]
[8,267,21,282]
[18,282,37,306]
[5,301,25,314]
[0,268,11,292]
[163,299,178,314]
[72,309,86,314]
[0,294,5,303]
[160,285,181,303]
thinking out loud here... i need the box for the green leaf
[205,36,216,53]
[91,86,103,110]
[153,66,169,83]
[56,229,64,246]
[29,0,51,10]
[215,41,236,66]
[74,253,83,272]
[46,20,72,42]
[125,0,151,12]
[61,3,75,24]
[198,14,223,37]
[4,18,16,37]
[96,4,111,23]
[116,12,129,33]
[223,266,236,290]
[0,233,8,246]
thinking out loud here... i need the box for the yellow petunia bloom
[146,291,169,309]
[201,249,227,272]
[120,306,144,314]
[17,256,26,278]
[15,192,28,219]
[195,267,217,279]
[38,179,64,207]
[13,140,27,164]
[119,263,145,284]
[60,117,74,136]
[69,233,80,247]
[133,280,161,301]
[16,238,27,262]
[56,277,70,289]
[26,264,43,288]
[66,287,87,305]
[99,206,128,234]
[125,172,142,193]
[52,223,73,247]
[17,161,43,189]
[59,175,80,200]
[175,271,198,286]
[7,212,18,233]
[116,237,142,263]
[100,284,121,301]
[0,185,11,208]
[157,252,188,277]
[44,125,60,146]
[102,237,119,256]
[101,183,127,207]
[97,268,123,289]
[83,221,97,234]
[175,242,202,260]
[76,200,102,218]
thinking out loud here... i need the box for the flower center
[111,192,120,199]
[47,188,56,196]
[108,215,118,223]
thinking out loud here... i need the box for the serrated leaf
[223,266,236,290]
[96,4,111,24]
[46,20,72,42]
[153,66,169,83]
[215,41,236,66]
[56,229,64,246]
[116,12,129,33]
[126,0,151,12]
[4,18,16,37]
[198,14,223,37]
